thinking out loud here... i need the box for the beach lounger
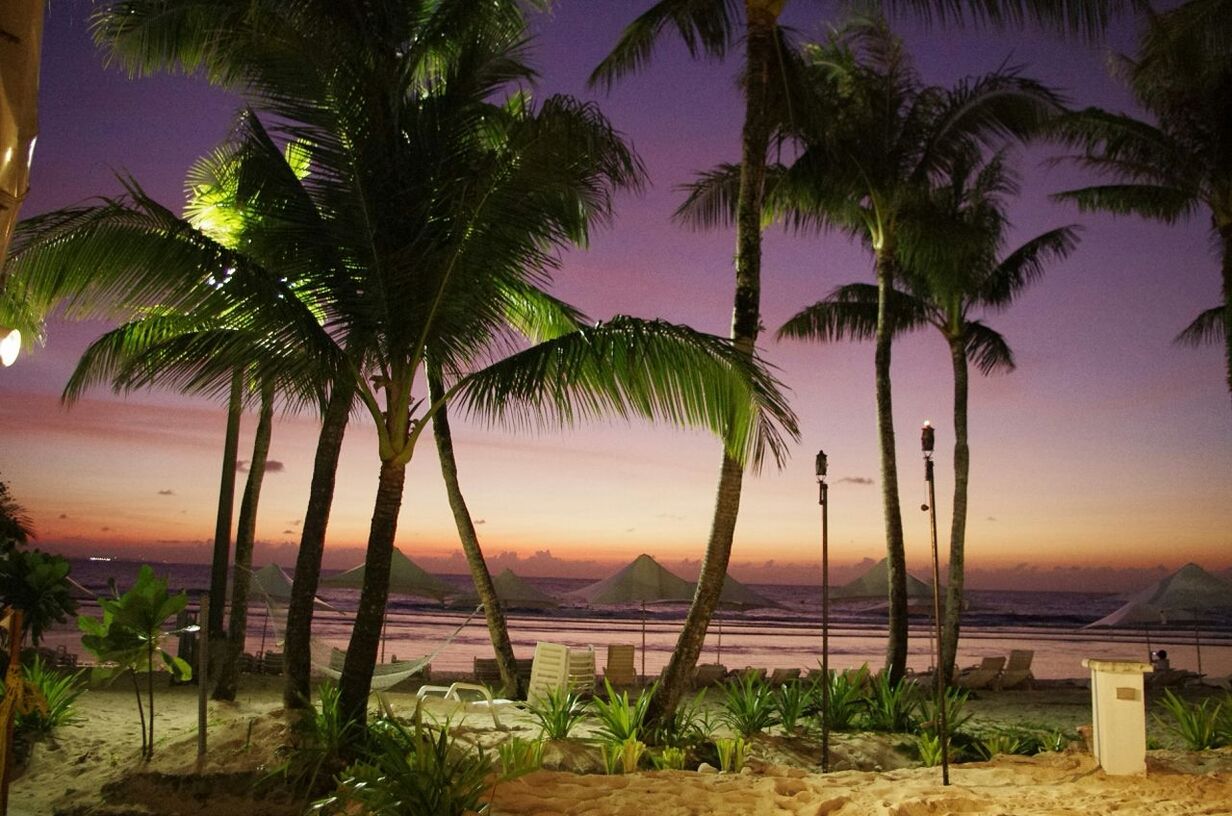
[768,668,801,686]
[692,663,728,688]
[414,682,512,729]
[997,650,1034,690]
[604,644,637,688]
[567,646,596,696]
[526,642,571,705]
[1147,668,1203,690]
[955,656,1006,690]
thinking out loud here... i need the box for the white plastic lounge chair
[955,656,1006,690]
[567,646,596,696]
[769,668,801,686]
[997,650,1035,690]
[526,642,571,705]
[692,663,728,688]
[414,682,513,729]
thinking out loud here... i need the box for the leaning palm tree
[594,0,1131,717]
[1054,4,1232,406]
[681,17,1064,681]
[781,152,1080,678]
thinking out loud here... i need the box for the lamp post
[816,449,830,772]
[921,421,949,785]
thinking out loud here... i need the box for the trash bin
[1081,659,1153,775]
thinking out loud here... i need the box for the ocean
[44,559,1232,680]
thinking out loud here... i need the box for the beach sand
[9,674,1232,815]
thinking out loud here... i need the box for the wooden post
[197,598,209,759]
[0,609,25,816]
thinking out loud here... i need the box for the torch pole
[922,422,949,786]
[816,450,830,772]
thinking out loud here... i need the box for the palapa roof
[832,557,932,600]
[321,549,456,601]
[492,569,558,609]
[570,554,694,605]
[1088,563,1232,629]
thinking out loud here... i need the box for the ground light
[921,421,949,785]
[816,449,830,772]
[0,326,20,367]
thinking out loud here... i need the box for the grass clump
[527,686,587,741]
[720,672,778,737]
[1155,689,1227,750]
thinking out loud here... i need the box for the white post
[1081,658,1152,775]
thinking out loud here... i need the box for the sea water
[46,559,1232,680]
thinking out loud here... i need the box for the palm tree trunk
[283,381,353,709]
[875,250,908,683]
[1221,225,1232,407]
[338,458,406,728]
[650,2,778,724]
[213,380,275,701]
[427,367,521,697]
[208,369,243,638]
[941,336,969,679]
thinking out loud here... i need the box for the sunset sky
[1,1,1228,591]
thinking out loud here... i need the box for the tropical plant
[0,655,86,741]
[497,737,544,780]
[0,546,78,647]
[720,671,779,737]
[0,477,34,546]
[652,745,688,770]
[821,666,871,732]
[86,1,796,730]
[591,679,656,743]
[602,736,647,774]
[272,681,358,796]
[714,736,747,773]
[528,687,588,741]
[916,731,946,766]
[78,565,192,758]
[1053,2,1232,406]
[774,680,810,734]
[321,717,492,816]
[598,0,1131,724]
[649,688,713,749]
[975,732,1024,759]
[863,673,920,733]
[919,687,973,738]
[1155,689,1226,750]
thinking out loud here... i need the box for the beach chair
[526,641,571,705]
[955,656,1006,690]
[997,650,1034,690]
[768,667,801,686]
[692,663,728,688]
[414,682,512,729]
[604,644,637,688]
[566,646,596,696]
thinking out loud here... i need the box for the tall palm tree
[681,17,1063,681]
[594,0,1129,715]
[780,153,1079,678]
[1054,4,1232,406]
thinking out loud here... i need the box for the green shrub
[975,733,1023,759]
[0,547,78,647]
[916,731,945,766]
[819,665,868,732]
[650,689,712,748]
[273,682,358,795]
[527,686,587,741]
[774,680,810,733]
[497,737,544,779]
[591,679,654,742]
[720,672,778,737]
[652,746,687,770]
[713,736,746,773]
[918,687,971,737]
[601,736,646,774]
[321,718,492,816]
[1155,689,1225,750]
[863,673,920,733]
[13,655,85,737]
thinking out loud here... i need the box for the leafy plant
[321,717,492,816]
[1155,689,1226,750]
[976,733,1023,759]
[819,665,869,732]
[774,680,810,733]
[650,688,712,748]
[497,737,544,779]
[273,682,358,795]
[601,740,623,775]
[918,687,972,737]
[652,745,687,770]
[527,686,587,741]
[714,736,746,773]
[602,736,645,774]
[720,672,778,737]
[0,546,78,647]
[78,565,192,759]
[863,673,920,733]
[12,655,85,737]
[591,679,655,742]
[916,731,945,767]
[1045,729,1070,752]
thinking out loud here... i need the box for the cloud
[282,529,295,535]
[157,489,175,496]
[58,513,68,519]
[100,526,110,531]
[837,476,874,486]
[986,516,997,522]
[237,459,285,473]
[655,513,686,521]
[474,519,486,526]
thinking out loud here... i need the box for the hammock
[308,605,483,692]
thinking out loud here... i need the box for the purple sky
[2,1,1228,591]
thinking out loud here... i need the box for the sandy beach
[8,672,1232,816]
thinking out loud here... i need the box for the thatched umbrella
[833,557,932,600]
[491,569,558,610]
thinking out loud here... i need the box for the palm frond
[450,316,798,471]
[1052,183,1199,224]
[1175,306,1226,347]
[778,283,928,342]
[589,0,740,89]
[963,320,1015,374]
[886,0,1142,42]
[978,225,1081,309]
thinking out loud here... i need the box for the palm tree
[1054,4,1232,406]
[594,0,1129,715]
[681,17,1063,681]
[781,153,1079,678]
